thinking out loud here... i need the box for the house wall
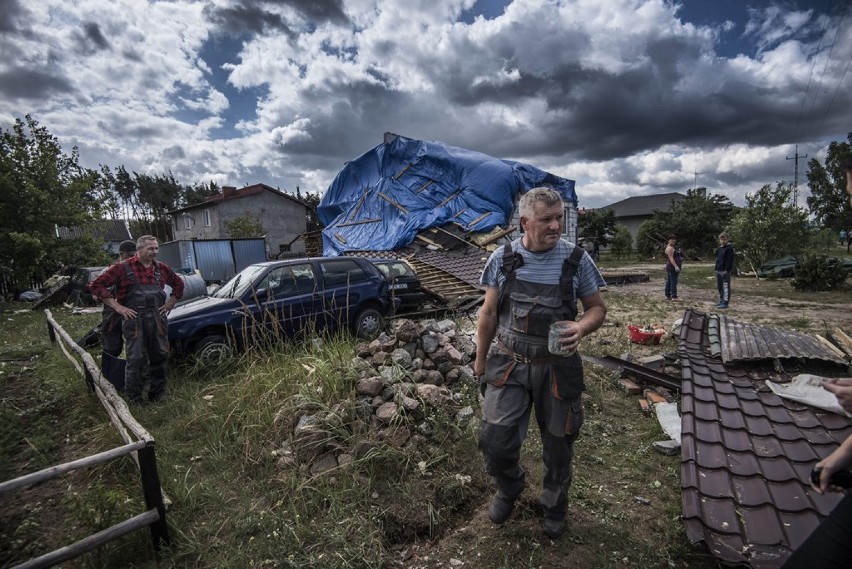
[219,193,307,256]
[172,192,308,257]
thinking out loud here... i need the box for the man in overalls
[99,240,137,359]
[90,235,184,404]
[475,187,608,539]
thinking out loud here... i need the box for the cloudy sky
[2,0,851,209]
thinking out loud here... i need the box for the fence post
[137,442,170,551]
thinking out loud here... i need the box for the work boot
[716,303,729,309]
[542,517,565,539]
[488,492,515,525]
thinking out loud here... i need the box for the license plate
[390,283,408,290]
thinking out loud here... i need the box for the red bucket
[628,325,665,345]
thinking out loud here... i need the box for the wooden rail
[1,310,171,568]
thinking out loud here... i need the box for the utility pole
[693,170,706,194]
[786,145,807,208]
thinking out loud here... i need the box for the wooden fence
[0,309,170,568]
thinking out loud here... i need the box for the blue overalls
[479,244,585,524]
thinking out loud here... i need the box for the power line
[786,145,808,207]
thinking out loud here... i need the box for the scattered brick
[618,378,642,395]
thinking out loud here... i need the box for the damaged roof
[709,314,849,366]
[678,309,852,567]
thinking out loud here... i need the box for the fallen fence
[0,309,170,568]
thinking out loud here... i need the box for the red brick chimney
[222,186,236,199]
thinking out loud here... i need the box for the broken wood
[830,328,852,359]
[582,354,681,392]
[466,211,492,229]
[378,192,409,214]
[477,226,516,247]
[416,180,435,193]
[335,218,382,228]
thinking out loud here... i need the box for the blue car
[168,257,397,364]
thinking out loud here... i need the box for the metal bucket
[166,272,207,306]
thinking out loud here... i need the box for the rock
[652,440,681,456]
[371,395,384,409]
[338,453,354,467]
[383,425,411,448]
[431,347,450,364]
[292,414,327,463]
[379,366,402,384]
[445,368,460,384]
[391,348,413,368]
[436,361,454,375]
[372,351,390,367]
[354,342,372,357]
[400,342,418,357]
[276,455,298,469]
[421,333,440,354]
[425,370,444,385]
[436,319,456,333]
[456,406,474,425]
[395,319,421,343]
[417,421,434,437]
[422,358,436,370]
[410,357,423,371]
[356,377,384,397]
[446,346,464,365]
[414,348,426,360]
[417,384,451,405]
[381,386,395,401]
[310,453,338,476]
[376,402,399,423]
[411,369,428,383]
[400,395,421,416]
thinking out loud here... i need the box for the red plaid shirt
[89,256,184,303]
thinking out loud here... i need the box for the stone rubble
[280,318,478,474]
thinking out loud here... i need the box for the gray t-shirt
[480,238,606,301]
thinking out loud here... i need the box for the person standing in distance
[664,234,682,301]
[714,232,734,309]
[89,235,183,404]
[475,187,607,539]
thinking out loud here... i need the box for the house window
[204,209,210,227]
[184,215,191,230]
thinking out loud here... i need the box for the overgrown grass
[4,264,847,568]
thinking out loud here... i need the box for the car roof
[248,257,371,268]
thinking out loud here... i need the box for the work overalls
[120,261,169,403]
[479,244,585,524]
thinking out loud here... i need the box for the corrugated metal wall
[159,239,266,282]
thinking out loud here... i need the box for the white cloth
[766,374,851,418]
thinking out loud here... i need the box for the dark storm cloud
[83,22,111,51]
[205,0,348,37]
[0,68,73,100]
[0,0,28,33]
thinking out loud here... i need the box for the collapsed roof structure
[317,133,578,256]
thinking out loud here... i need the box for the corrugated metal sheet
[232,239,268,273]
[679,309,852,568]
[193,241,236,282]
[714,314,848,365]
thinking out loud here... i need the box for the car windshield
[376,261,415,279]
[212,264,269,299]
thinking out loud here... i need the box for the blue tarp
[318,135,577,255]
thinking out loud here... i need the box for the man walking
[474,187,607,539]
[89,235,183,404]
[714,232,735,309]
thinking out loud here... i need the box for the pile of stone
[276,318,479,477]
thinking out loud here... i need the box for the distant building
[56,219,133,254]
[600,192,687,249]
[168,184,308,256]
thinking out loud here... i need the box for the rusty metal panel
[716,315,848,365]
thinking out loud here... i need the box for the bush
[609,226,633,258]
[791,255,849,291]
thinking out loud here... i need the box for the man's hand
[160,297,177,316]
[675,266,681,273]
[115,305,137,320]
[824,378,852,414]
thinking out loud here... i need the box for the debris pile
[275,318,478,476]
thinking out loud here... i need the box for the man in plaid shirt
[89,235,184,404]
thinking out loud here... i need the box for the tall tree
[729,182,810,268]
[0,115,103,288]
[636,189,734,257]
[578,208,616,247]
[806,133,852,229]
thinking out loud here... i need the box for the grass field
[1,252,850,568]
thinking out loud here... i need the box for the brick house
[168,184,308,256]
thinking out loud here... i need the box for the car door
[316,259,370,330]
[250,262,320,337]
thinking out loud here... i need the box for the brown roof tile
[679,309,852,567]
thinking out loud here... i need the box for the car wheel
[192,335,234,366]
[354,307,383,339]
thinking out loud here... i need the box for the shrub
[791,255,848,291]
[609,225,633,258]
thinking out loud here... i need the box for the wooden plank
[416,235,444,249]
[466,211,491,228]
[378,192,409,214]
[15,509,160,569]
[347,191,368,221]
[437,191,461,207]
[416,180,435,193]
[477,226,516,247]
[393,163,412,180]
[831,328,852,358]
[334,232,347,244]
[335,218,382,228]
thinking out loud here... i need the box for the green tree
[294,186,323,231]
[728,182,810,268]
[609,225,633,258]
[806,133,852,230]
[652,189,735,256]
[578,208,616,247]
[0,115,103,289]
[225,212,264,238]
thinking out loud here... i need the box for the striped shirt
[480,238,606,301]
